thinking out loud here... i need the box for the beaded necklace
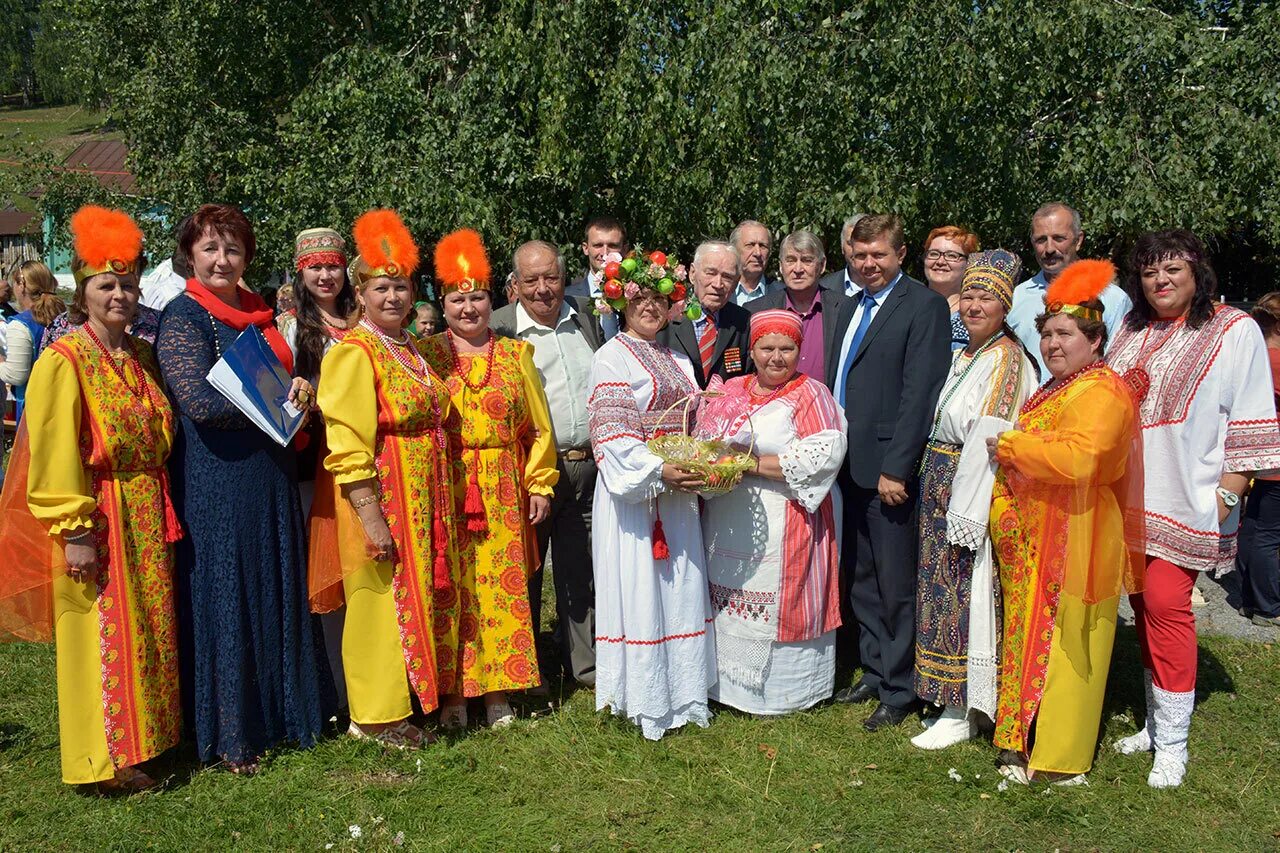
[359,318,438,391]
[1022,359,1107,415]
[923,331,1006,448]
[724,374,806,436]
[82,323,167,416]
[446,329,495,391]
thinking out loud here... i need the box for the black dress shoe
[863,702,912,732]
[833,683,878,705]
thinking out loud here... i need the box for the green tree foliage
[25,0,1280,291]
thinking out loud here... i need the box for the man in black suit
[660,240,752,388]
[565,215,628,340]
[826,214,950,732]
[491,240,603,688]
[748,229,852,391]
[818,213,869,298]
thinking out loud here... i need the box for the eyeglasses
[925,250,966,263]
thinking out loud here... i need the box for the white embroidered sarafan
[586,334,714,739]
[1108,305,1280,573]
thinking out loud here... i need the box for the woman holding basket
[586,249,715,740]
[695,309,847,715]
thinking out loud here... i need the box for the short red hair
[923,225,980,256]
[181,204,256,267]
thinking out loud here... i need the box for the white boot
[1148,685,1194,788]
[910,705,974,750]
[1114,669,1156,755]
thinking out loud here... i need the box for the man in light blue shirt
[729,219,782,306]
[1007,202,1132,377]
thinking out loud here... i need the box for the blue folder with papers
[205,325,304,447]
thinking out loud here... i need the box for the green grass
[0,627,1276,851]
[0,104,112,212]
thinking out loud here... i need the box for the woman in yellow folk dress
[316,210,454,748]
[0,207,182,791]
[986,260,1144,785]
[421,230,558,729]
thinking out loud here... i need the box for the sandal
[96,766,156,794]
[225,757,261,776]
[348,719,433,750]
[439,702,468,731]
[485,700,515,728]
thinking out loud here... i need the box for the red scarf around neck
[185,278,295,374]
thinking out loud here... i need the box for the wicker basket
[647,393,756,495]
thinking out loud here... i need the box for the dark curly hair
[1124,230,1216,331]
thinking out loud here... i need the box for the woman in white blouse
[696,309,847,715]
[911,250,1036,749]
[0,261,65,421]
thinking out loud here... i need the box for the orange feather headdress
[433,229,491,294]
[352,209,420,286]
[1045,259,1115,323]
[70,205,144,286]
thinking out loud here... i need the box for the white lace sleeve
[779,428,847,513]
[588,349,666,504]
[945,415,1011,549]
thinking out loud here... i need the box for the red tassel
[432,508,452,591]
[463,450,487,534]
[159,470,184,543]
[652,513,670,561]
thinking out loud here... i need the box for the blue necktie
[838,291,876,407]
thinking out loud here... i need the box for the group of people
[0,200,1277,798]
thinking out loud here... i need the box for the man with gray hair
[729,219,782,306]
[491,239,603,688]
[661,239,753,388]
[750,229,852,389]
[1006,202,1132,375]
[820,213,870,297]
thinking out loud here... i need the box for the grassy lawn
[0,624,1276,851]
[0,104,112,211]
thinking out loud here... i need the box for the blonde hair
[15,260,65,326]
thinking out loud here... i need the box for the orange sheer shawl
[997,363,1146,603]
[0,421,65,642]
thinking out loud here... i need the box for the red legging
[1130,557,1198,692]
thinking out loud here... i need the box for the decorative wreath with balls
[592,247,703,322]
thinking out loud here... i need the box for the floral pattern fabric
[40,331,180,771]
[421,334,558,695]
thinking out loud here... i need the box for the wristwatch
[1216,487,1240,508]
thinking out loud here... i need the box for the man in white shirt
[729,219,782,306]
[819,213,869,297]
[491,240,603,688]
[1007,202,1132,376]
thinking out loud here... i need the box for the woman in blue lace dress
[156,205,332,774]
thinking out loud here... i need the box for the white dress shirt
[842,269,861,298]
[833,271,903,406]
[515,301,595,450]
